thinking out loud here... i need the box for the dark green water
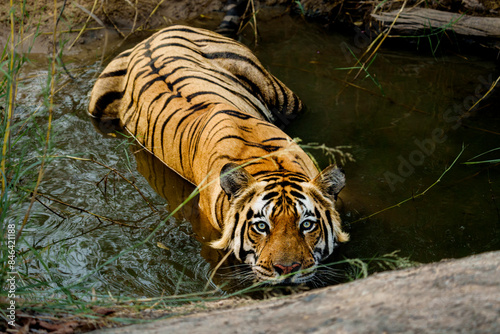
[12,15,499,298]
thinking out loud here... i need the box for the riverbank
[98,251,500,333]
[1,0,499,58]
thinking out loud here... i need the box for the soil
[0,0,226,55]
[2,0,499,56]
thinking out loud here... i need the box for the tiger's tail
[215,0,249,38]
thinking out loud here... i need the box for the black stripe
[261,137,287,143]
[123,67,150,125]
[114,50,132,60]
[324,211,333,257]
[192,38,240,46]
[290,190,306,200]
[137,76,165,101]
[217,191,226,224]
[92,91,123,118]
[238,221,251,260]
[253,171,309,181]
[157,35,199,47]
[264,183,277,191]
[153,42,201,56]
[262,191,279,201]
[163,26,235,40]
[274,78,288,115]
[174,103,212,169]
[151,93,178,154]
[289,176,309,183]
[145,92,166,146]
[170,74,260,110]
[186,110,208,164]
[234,74,272,120]
[203,52,268,77]
[99,69,127,79]
[142,55,268,116]
[208,154,266,171]
[215,135,280,153]
[213,109,255,120]
[256,174,281,181]
[186,91,231,103]
[246,209,254,221]
[160,107,182,157]
[280,181,303,191]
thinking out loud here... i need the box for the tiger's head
[211,163,349,284]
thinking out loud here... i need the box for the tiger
[88,25,349,284]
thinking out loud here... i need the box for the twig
[35,197,66,219]
[353,0,407,81]
[37,192,144,228]
[130,0,139,37]
[205,249,234,291]
[349,144,466,224]
[337,0,407,98]
[140,0,167,31]
[271,62,428,115]
[461,75,500,119]
[64,155,159,213]
[102,6,125,38]
[39,27,105,35]
[72,1,108,65]
[238,0,259,44]
[299,142,355,166]
[68,0,100,50]
[28,216,115,251]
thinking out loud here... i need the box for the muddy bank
[0,0,225,55]
[97,251,500,333]
[2,0,499,57]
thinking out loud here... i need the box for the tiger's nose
[274,262,301,276]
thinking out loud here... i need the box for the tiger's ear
[220,163,255,200]
[312,165,345,200]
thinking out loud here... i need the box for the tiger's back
[89,25,315,223]
[89,25,348,284]
[89,26,303,131]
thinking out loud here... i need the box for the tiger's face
[212,163,349,284]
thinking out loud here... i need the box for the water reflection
[133,145,252,290]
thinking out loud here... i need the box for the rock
[97,251,500,333]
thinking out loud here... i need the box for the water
[13,15,499,298]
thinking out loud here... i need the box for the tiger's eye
[254,222,268,233]
[301,220,315,231]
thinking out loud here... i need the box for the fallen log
[371,8,500,38]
